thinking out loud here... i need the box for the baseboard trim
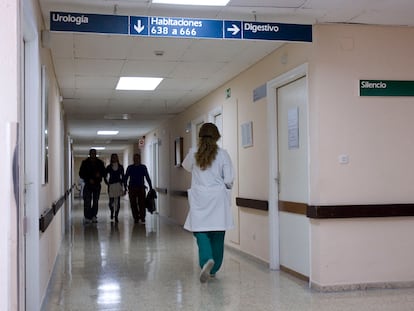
[311,280,414,292]
[280,265,309,282]
[225,244,269,267]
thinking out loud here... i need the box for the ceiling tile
[54,58,75,76]
[49,33,74,58]
[75,76,118,89]
[75,59,124,76]
[127,37,193,61]
[74,34,132,59]
[170,61,227,79]
[74,88,114,99]
[120,60,178,76]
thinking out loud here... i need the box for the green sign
[360,80,414,96]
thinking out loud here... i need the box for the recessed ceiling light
[97,130,119,135]
[116,77,163,91]
[104,114,131,120]
[152,0,229,5]
[91,146,106,150]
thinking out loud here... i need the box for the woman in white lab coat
[182,123,234,283]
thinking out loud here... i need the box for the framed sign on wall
[174,137,183,167]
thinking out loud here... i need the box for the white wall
[0,0,19,309]
[21,0,67,309]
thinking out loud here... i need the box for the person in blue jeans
[79,148,106,224]
[124,153,153,224]
[182,123,235,283]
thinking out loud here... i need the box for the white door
[277,76,310,277]
[23,17,41,310]
[150,140,159,212]
[267,64,309,274]
[209,108,223,148]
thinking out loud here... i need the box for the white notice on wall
[288,107,299,149]
[241,121,253,148]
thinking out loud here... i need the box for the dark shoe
[134,219,139,224]
[115,216,119,223]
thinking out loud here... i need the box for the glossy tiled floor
[42,198,414,311]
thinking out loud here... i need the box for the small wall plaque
[241,121,253,148]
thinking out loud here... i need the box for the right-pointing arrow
[227,24,240,36]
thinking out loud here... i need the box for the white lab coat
[182,147,234,232]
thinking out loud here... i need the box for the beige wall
[309,24,414,289]
[311,217,414,289]
[36,31,70,311]
[38,60,65,306]
[310,24,414,205]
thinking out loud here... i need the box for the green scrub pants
[193,231,225,275]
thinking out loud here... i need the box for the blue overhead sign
[224,21,242,39]
[50,11,312,42]
[50,12,128,34]
[130,16,149,36]
[147,16,222,39]
[243,21,312,42]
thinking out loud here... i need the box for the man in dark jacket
[79,148,106,224]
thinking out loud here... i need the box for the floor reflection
[41,197,414,311]
[97,281,121,306]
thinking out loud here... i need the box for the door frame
[22,0,41,308]
[267,63,309,270]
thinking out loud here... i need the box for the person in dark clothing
[79,148,106,224]
[105,153,125,223]
[124,153,153,224]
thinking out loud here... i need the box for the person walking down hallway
[182,123,234,283]
[79,148,106,224]
[124,153,153,224]
[105,153,125,223]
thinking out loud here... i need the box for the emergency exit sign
[360,80,414,96]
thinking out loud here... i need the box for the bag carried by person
[108,182,124,198]
[145,189,157,214]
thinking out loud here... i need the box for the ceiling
[38,0,414,157]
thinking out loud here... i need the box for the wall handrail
[39,184,75,232]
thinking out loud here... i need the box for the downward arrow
[134,20,145,33]
[227,24,240,35]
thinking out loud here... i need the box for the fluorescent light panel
[116,77,163,91]
[152,0,229,5]
[104,114,130,120]
[97,130,119,135]
[91,147,106,150]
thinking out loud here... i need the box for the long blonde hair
[195,123,221,170]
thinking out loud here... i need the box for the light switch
[338,154,349,164]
